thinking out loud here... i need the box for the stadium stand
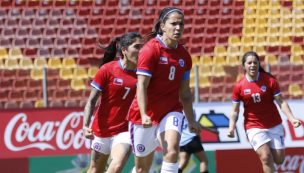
[0,0,303,109]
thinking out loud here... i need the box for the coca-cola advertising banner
[0,108,90,159]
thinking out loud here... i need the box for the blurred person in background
[127,7,201,173]
[227,51,302,173]
[83,32,143,173]
[178,115,209,173]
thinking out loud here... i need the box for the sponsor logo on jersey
[159,56,168,64]
[244,89,251,95]
[113,78,123,85]
[261,85,267,92]
[179,59,185,67]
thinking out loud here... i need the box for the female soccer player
[227,51,301,173]
[83,32,143,173]
[128,7,201,173]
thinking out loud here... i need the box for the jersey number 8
[168,66,176,80]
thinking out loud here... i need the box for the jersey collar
[245,72,260,82]
[118,59,136,72]
[156,34,178,49]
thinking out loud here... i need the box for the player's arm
[274,94,301,128]
[137,74,152,127]
[83,88,100,139]
[227,102,240,138]
[179,78,201,134]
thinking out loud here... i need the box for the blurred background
[0,0,303,173]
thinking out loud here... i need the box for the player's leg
[133,152,155,173]
[158,112,184,173]
[87,150,110,173]
[256,143,275,173]
[194,150,208,173]
[106,132,132,173]
[130,123,158,173]
[178,150,190,173]
[191,136,208,173]
[268,124,285,165]
[87,136,112,173]
[247,128,274,173]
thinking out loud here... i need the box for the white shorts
[246,124,285,151]
[129,111,184,157]
[91,131,131,155]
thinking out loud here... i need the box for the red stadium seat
[13,38,26,47]
[27,79,42,90]
[57,79,71,90]
[4,101,19,109]
[20,101,34,108]
[32,18,45,29]
[13,79,27,90]
[54,38,67,48]
[8,90,23,102]
[49,100,64,108]
[23,90,40,101]
[64,100,78,107]
[0,79,13,91]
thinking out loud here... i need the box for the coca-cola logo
[276,154,304,173]
[4,112,90,151]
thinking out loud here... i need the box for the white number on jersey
[168,66,176,80]
[251,93,261,103]
[123,87,131,99]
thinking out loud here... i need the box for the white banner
[193,100,304,151]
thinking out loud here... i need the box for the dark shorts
[180,135,204,154]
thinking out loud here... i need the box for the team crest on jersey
[159,56,168,64]
[179,59,185,67]
[244,89,251,95]
[113,78,123,85]
[261,85,267,92]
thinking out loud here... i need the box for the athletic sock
[160,161,178,173]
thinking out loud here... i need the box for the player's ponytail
[98,32,142,66]
[99,37,120,66]
[242,51,276,78]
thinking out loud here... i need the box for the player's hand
[142,114,152,128]
[290,118,302,128]
[188,121,201,135]
[83,126,94,139]
[227,128,235,138]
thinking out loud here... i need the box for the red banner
[216,148,304,173]
[0,108,90,158]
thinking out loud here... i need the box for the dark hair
[145,7,184,42]
[99,32,142,66]
[242,51,275,78]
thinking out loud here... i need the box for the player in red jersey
[83,32,143,173]
[227,51,301,173]
[127,7,201,173]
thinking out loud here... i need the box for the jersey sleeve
[91,66,108,91]
[182,46,192,80]
[269,77,281,96]
[136,44,158,77]
[232,83,241,103]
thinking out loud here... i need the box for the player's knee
[274,156,285,165]
[134,167,148,173]
[164,149,179,162]
[110,161,124,172]
[259,152,273,165]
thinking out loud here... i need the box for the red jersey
[91,60,137,137]
[232,72,282,130]
[128,36,192,124]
